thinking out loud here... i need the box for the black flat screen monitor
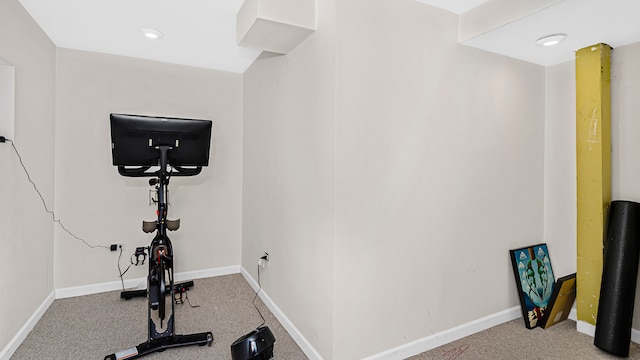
[110,113,212,168]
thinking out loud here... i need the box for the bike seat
[166,219,180,231]
[142,219,180,232]
[142,220,157,233]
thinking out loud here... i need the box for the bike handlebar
[117,165,202,177]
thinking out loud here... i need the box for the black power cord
[117,246,133,291]
[174,283,200,308]
[253,263,266,328]
[2,137,109,250]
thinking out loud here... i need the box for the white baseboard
[362,306,522,360]
[569,306,577,321]
[174,265,240,283]
[576,320,596,337]
[55,265,240,299]
[576,319,640,344]
[240,266,324,360]
[0,291,55,360]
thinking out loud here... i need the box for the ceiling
[456,0,640,66]
[17,0,640,72]
[18,0,262,73]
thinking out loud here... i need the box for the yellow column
[576,43,611,325]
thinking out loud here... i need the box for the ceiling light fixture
[536,34,567,47]
[141,28,163,40]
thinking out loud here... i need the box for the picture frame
[509,243,556,329]
[539,273,576,329]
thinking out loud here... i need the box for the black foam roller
[595,200,640,357]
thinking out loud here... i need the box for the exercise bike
[105,113,214,360]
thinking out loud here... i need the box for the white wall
[244,0,546,358]
[242,0,336,357]
[53,48,243,289]
[0,61,15,141]
[0,0,56,353]
[543,60,576,279]
[333,1,545,358]
[611,44,640,204]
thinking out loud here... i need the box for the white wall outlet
[258,252,269,268]
[149,189,158,206]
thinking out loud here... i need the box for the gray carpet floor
[412,318,640,360]
[11,273,307,359]
[11,273,640,359]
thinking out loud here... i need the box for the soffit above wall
[415,0,490,15]
[419,0,640,66]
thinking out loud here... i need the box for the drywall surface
[242,0,336,358]
[0,61,15,141]
[0,0,56,354]
[244,0,545,358]
[53,48,243,288]
[543,60,576,279]
[332,0,545,358]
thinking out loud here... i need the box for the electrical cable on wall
[3,137,109,250]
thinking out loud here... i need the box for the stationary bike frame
[147,155,176,337]
[105,145,212,360]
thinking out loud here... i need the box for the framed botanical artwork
[509,243,556,329]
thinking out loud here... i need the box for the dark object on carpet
[595,200,640,357]
[231,326,276,360]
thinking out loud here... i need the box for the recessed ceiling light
[141,28,163,40]
[536,34,566,47]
